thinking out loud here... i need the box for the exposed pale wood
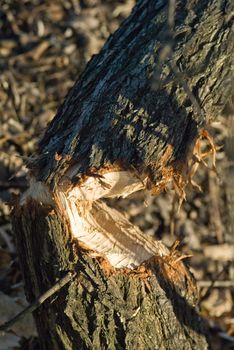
[63,170,147,201]
[57,191,169,269]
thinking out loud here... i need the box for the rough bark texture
[12,0,233,349]
[13,200,208,350]
[29,0,233,192]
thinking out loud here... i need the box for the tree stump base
[13,183,208,349]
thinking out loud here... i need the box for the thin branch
[197,280,234,288]
[199,262,232,301]
[0,271,76,334]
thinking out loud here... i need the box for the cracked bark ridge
[28,0,233,192]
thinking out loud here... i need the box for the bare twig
[199,262,232,301]
[197,280,234,288]
[0,271,76,334]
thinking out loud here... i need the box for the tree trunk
[13,198,208,349]
[13,0,233,348]
[28,0,233,191]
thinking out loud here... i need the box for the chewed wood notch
[21,170,169,269]
[20,129,216,270]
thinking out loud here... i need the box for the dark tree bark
[13,200,208,350]
[13,0,233,349]
[29,0,233,192]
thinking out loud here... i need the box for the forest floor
[0,1,233,349]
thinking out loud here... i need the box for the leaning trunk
[12,0,233,348]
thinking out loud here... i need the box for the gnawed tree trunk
[13,0,233,349]
[14,198,208,349]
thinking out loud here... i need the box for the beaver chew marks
[56,169,169,268]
